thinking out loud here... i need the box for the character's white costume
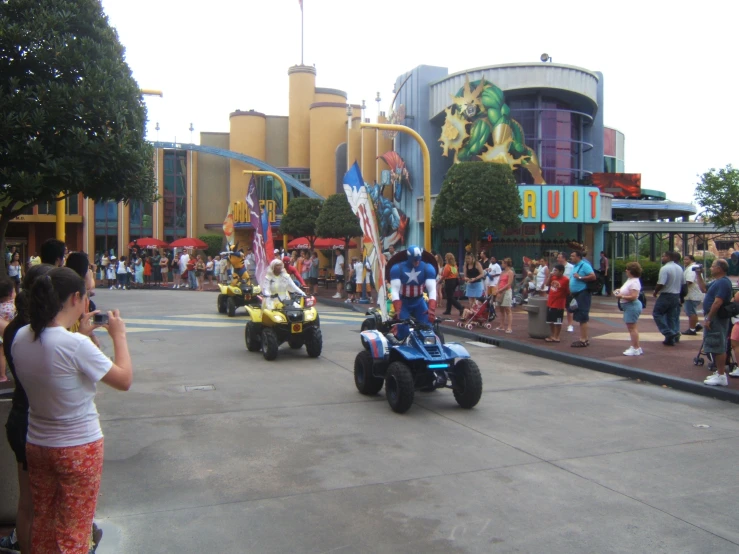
[262,259,305,309]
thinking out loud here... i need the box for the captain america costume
[389,246,437,337]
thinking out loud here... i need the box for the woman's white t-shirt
[620,277,642,299]
[12,325,113,447]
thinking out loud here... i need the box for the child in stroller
[457,293,497,330]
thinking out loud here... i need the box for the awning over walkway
[607,221,732,234]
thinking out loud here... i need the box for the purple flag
[246,176,268,286]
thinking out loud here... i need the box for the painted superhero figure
[389,245,437,340]
[228,244,246,278]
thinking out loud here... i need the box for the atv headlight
[423,336,437,345]
[273,314,286,322]
[305,309,316,322]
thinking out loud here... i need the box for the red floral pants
[26,438,104,554]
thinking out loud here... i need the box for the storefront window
[129,201,153,241]
[94,201,118,256]
[163,150,187,239]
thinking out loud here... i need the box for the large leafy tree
[695,165,739,233]
[432,162,522,255]
[315,194,361,275]
[279,197,323,249]
[0,0,156,269]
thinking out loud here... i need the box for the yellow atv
[217,276,261,317]
[244,293,322,361]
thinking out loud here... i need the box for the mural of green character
[439,75,545,184]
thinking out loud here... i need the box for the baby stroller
[511,277,529,308]
[692,330,737,373]
[457,293,497,330]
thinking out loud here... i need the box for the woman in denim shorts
[615,262,643,356]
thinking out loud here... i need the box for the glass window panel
[176,175,186,196]
[616,160,625,173]
[164,175,174,192]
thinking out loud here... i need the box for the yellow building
[7,64,388,262]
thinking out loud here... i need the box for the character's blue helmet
[407,245,423,262]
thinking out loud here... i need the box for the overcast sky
[101,0,737,205]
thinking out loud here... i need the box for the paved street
[88,289,739,553]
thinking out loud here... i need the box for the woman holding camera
[11,267,133,553]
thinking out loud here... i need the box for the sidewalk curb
[317,297,739,405]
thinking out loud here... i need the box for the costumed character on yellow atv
[217,244,261,317]
[244,259,321,361]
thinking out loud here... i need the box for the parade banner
[246,176,268,285]
[222,202,234,247]
[343,162,388,320]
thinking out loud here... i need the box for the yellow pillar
[56,193,66,242]
[288,65,316,168]
[360,122,432,253]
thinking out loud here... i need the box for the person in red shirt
[544,264,570,343]
[282,256,306,287]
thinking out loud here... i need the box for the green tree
[315,194,361,275]
[279,197,323,249]
[695,165,739,232]
[432,162,522,255]
[0,0,156,270]
[198,234,224,258]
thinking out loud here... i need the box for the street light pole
[360,122,432,253]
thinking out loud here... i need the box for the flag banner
[246,176,268,286]
[343,162,388,320]
[262,207,275,265]
[222,202,234,247]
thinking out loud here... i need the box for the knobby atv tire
[288,338,304,349]
[452,359,483,409]
[385,361,414,414]
[261,328,279,361]
[245,322,261,352]
[227,297,237,317]
[354,350,384,395]
[217,294,227,314]
[304,327,322,358]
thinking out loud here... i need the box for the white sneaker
[624,347,643,356]
[117,285,121,289]
[567,325,574,333]
[704,373,728,386]
[332,293,341,299]
[728,368,739,378]
[109,286,114,290]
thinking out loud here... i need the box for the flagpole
[301,1,304,65]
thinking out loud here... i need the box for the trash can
[0,394,19,525]
[523,296,550,339]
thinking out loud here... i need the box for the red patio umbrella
[313,238,357,250]
[128,237,169,249]
[286,237,357,250]
[169,237,209,249]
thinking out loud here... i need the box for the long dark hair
[29,266,85,340]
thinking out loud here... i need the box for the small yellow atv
[217,276,261,317]
[244,293,322,361]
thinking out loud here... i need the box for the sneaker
[90,522,103,553]
[117,285,121,290]
[683,329,698,336]
[624,347,643,356]
[109,286,114,290]
[332,293,341,299]
[729,368,739,378]
[704,372,728,386]
[567,325,574,333]
[0,530,20,552]
[695,323,703,331]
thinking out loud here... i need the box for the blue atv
[355,318,483,414]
